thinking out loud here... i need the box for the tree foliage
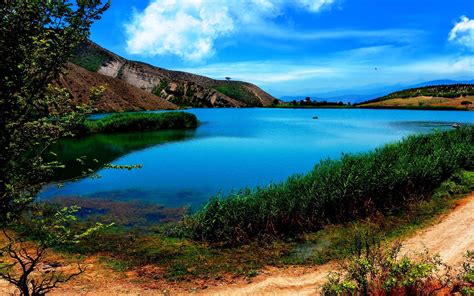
[0,1,109,294]
[0,0,109,224]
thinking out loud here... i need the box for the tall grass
[83,112,198,134]
[187,127,473,244]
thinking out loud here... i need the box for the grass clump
[187,127,473,244]
[82,112,198,134]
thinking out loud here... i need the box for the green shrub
[432,170,474,199]
[82,112,198,134]
[322,245,474,295]
[152,80,169,96]
[187,127,474,244]
[321,242,444,295]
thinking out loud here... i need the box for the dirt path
[1,194,473,295]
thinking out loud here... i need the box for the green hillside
[363,84,474,104]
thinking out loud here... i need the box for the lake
[39,108,473,212]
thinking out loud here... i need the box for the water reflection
[47,129,196,181]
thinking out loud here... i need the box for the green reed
[188,127,473,244]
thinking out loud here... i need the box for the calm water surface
[39,108,473,210]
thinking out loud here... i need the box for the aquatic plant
[82,112,198,134]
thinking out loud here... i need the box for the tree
[0,1,109,294]
[225,77,231,81]
[0,0,110,224]
[461,100,472,109]
[0,206,106,296]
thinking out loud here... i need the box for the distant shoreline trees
[288,97,348,107]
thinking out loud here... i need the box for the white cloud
[296,0,335,12]
[125,0,338,61]
[449,15,474,51]
[125,0,234,61]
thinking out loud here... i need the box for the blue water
[39,108,473,209]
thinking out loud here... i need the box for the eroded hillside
[66,41,280,111]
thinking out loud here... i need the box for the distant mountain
[280,80,474,104]
[357,84,474,110]
[62,41,280,112]
[410,79,474,88]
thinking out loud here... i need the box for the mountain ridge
[65,41,280,111]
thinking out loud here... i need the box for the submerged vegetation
[187,127,473,244]
[48,129,195,181]
[80,112,198,134]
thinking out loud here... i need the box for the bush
[187,127,474,244]
[82,112,198,134]
[322,241,449,295]
[322,241,474,295]
[432,170,474,199]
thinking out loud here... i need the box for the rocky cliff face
[66,41,280,111]
[58,63,177,112]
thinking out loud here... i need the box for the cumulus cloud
[125,0,337,61]
[449,15,474,51]
[125,0,234,61]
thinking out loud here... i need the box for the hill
[280,80,474,104]
[357,84,474,110]
[64,41,279,111]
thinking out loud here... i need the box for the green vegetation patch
[359,105,466,111]
[282,170,473,266]
[186,127,474,244]
[152,80,169,96]
[71,43,109,72]
[82,112,198,134]
[213,83,261,106]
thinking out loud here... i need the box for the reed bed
[188,127,473,244]
[83,112,198,134]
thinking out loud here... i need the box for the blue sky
[90,0,474,97]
